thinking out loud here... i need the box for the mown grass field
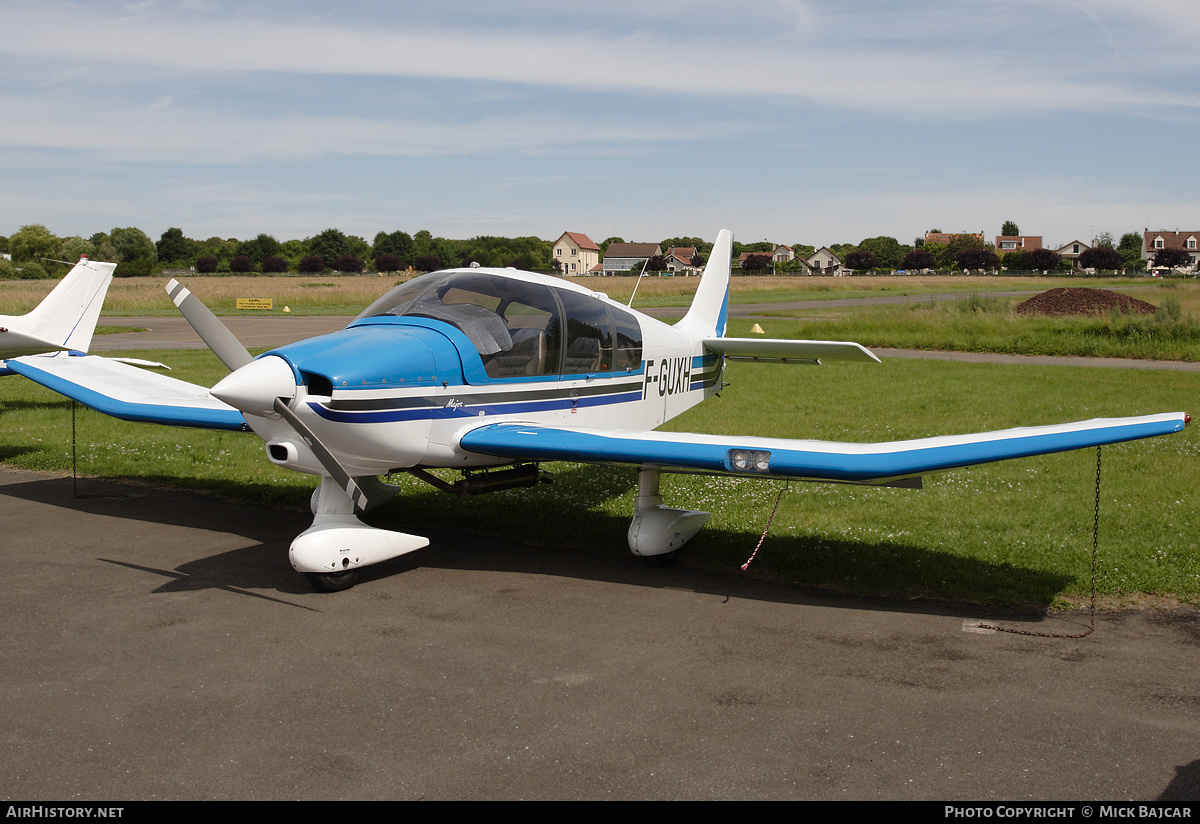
[1,347,1195,608]
[594,273,1164,308]
[0,275,402,317]
[732,306,1200,362]
[10,271,1200,361]
[0,271,1187,315]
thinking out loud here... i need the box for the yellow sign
[236,297,273,310]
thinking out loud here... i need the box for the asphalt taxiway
[1,467,1197,800]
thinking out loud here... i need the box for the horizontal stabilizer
[704,337,880,363]
[8,354,248,431]
[460,413,1187,484]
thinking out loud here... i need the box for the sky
[2,0,1197,250]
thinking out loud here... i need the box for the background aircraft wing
[459,414,1187,483]
[9,354,249,431]
[703,337,880,363]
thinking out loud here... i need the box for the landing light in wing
[729,449,772,473]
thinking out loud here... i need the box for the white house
[806,247,845,275]
[552,232,600,276]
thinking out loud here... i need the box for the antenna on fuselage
[627,257,651,308]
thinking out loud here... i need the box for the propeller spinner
[166,280,427,591]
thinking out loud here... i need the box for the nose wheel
[305,569,361,592]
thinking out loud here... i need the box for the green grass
[748,294,1200,361]
[719,277,1155,305]
[0,275,399,318]
[657,359,1198,607]
[1,272,1179,315]
[94,326,147,335]
[602,274,1163,308]
[1,349,1195,608]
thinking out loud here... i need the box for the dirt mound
[1015,287,1157,317]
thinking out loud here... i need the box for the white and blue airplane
[0,256,117,373]
[8,231,1189,591]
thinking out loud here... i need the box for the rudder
[675,229,732,341]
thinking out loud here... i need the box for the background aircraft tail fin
[19,257,116,352]
[676,229,732,341]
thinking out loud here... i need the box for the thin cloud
[2,1,1197,243]
[4,1,1198,117]
[0,95,745,163]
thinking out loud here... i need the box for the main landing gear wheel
[305,569,360,592]
[641,551,678,568]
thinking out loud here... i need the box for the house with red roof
[664,246,700,275]
[1143,230,1200,269]
[552,232,600,276]
[995,235,1042,254]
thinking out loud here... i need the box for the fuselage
[0,327,75,358]
[242,268,723,477]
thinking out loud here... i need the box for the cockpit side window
[557,291,612,374]
[481,294,557,378]
[554,292,644,374]
[610,305,643,372]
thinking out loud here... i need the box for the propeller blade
[165,279,253,371]
[273,396,372,511]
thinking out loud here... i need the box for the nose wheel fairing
[290,476,429,577]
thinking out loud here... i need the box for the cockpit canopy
[358,270,643,379]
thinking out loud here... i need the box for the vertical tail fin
[18,257,116,352]
[675,229,732,341]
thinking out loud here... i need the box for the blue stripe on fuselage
[309,389,645,424]
[689,353,720,391]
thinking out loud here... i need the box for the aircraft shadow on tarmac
[1,469,1075,623]
[1160,760,1200,801]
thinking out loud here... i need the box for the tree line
[0,225,558,279]
[0,222,1179,280]
[741,228,1158,274]
[1,226,731,279]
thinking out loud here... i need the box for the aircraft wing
[8,354,249,432]
[459,413,1188,484]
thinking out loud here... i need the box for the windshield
[359,270,642,378]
